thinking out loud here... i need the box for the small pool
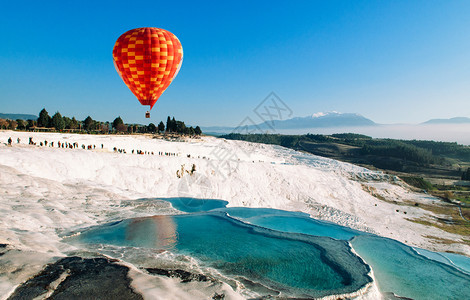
[73,211,372,298]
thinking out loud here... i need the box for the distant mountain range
[255,112,376,129]
[422,117,470,124]
[202,112,377,134]
[0,113,38,120]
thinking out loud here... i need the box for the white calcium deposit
[0,130,468,299]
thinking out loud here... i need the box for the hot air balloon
[113,27,183,118]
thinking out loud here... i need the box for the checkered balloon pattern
[113,27,183,109]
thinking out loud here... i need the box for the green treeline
[405,140,470,158]
[220,132,377,148]
[164,116,202,135]
[218,133,339,148]
[220,133,470,168]
[0,108,202,136]
[359,141,441,165]
[220,133,372,149]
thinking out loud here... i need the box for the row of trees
[0,118,45,131]
[38,109,79,129]
[2,109,204,137]
[111,116,157,134]
[0,119,23,130]
[108,116,202,135]
[164,116,202,135]
[219,133,372,149]
[6,108,203,135]
[359,141,441,165]
[37,109,109,132]
[111,116,202,135]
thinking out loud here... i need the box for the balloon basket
[145,111,150,118]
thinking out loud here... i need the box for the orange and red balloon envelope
[113,27,183,110]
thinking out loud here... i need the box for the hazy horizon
[199,123,470,146]
[2,108,469,127]
[2,109,469,145]
[275,124,470,146]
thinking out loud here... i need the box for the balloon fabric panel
[113,28,183,109]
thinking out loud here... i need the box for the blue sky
[1,0,469,126]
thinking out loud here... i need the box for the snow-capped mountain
[202,112,376,134]
[255,112,376,130]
